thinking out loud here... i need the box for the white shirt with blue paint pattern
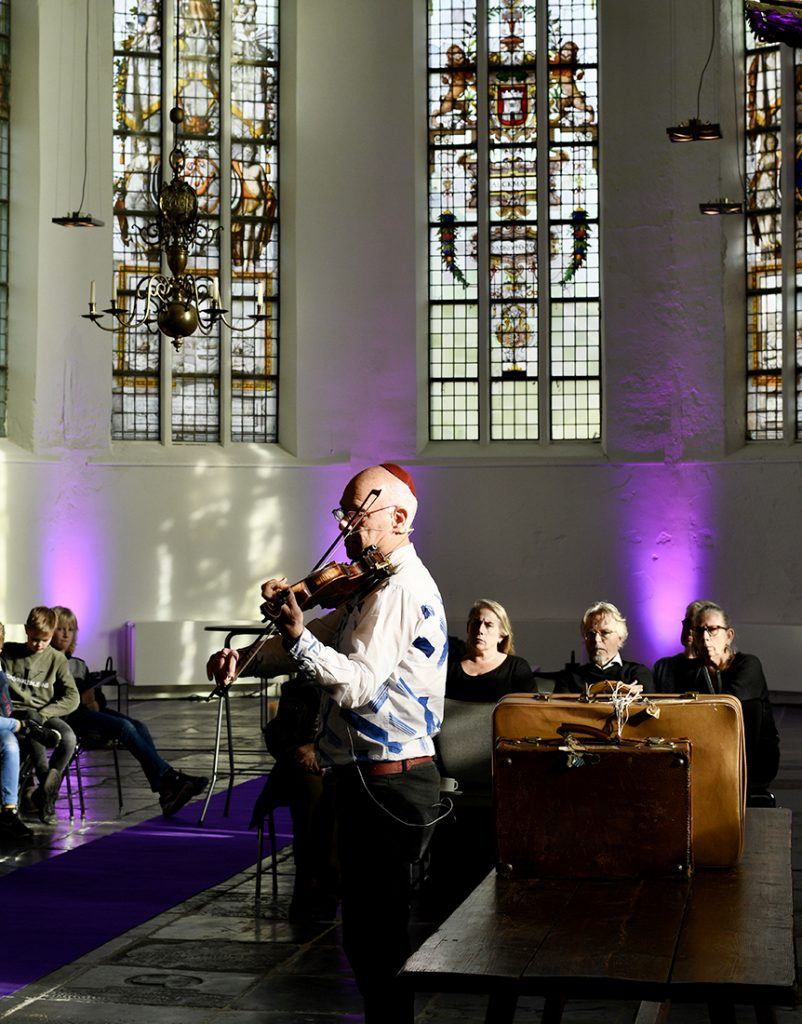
[287,544,448,766]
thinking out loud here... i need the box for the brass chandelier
[83,7,267,351]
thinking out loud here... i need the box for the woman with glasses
[652,599,707,692]
[688,601,780,805]
[446,599,533,702]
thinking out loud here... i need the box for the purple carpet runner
[0,777,291,999]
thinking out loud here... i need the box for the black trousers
[332,760,441,1024]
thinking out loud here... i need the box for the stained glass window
[745,26,783,439]
[112,0,278,443]
[743,22,802,441]
[428,0,599,443]
[0,0,9,436]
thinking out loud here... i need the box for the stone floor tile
[109,939,299,974]
[231,973,363,1014]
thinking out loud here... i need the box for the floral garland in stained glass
[562,206,589,284]
[438,210,469,288]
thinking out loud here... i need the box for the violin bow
[206,488,383,697]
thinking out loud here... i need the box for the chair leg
[111,742,124,816]
[73,750,86,822]
[64,759,75,821]
[267,806,279,899]
[255,822,264,911]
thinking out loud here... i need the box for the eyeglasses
[583,629,617,641]
[694,624,728,637]
[331,504,396,527]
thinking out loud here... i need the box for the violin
[207,487,390,695]
[261,546,395,614]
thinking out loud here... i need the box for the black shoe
[21,720,61,748]
[184,772,209,797]
[0,808,34,844]
[36,768,62,824]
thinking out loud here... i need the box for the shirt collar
[600,652,623,671]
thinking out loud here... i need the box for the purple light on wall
[41,516,104,643]
[617,465,715,666]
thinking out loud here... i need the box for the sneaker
[159,771,209,817]
[184,772,209,797]
[0,808,34,844]
[21,720,61,747]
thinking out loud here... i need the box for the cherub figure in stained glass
[432,44,475,125]
[183,0,217,42]
[549,40,594,125]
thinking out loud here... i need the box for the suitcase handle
[557,721,615,742]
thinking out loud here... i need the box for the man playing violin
[207,463,448,1024]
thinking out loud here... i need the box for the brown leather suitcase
[493,691,746,866]
[495,731,692,878]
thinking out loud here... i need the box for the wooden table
[402,809,796,1023]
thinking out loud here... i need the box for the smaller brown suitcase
[494,728,692,879]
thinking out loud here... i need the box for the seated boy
[1,607,79,823]
[0,622,61,842]
[52,606,208,816]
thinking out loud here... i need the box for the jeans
[0,717,20,806]
[67,706,170,791]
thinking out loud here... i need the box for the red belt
[356,755,433,777]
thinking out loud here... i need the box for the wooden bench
[402,809,796,1023]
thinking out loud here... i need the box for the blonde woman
[446,600,532,702]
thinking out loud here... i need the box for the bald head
[348,466,417,523]
[339,465,418,558]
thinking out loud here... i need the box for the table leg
[708,1003,737,1024]
[635,1002,671,1024]
[753,1006,778,1024]
[542,994,565,1024]
[485,991,518,1024]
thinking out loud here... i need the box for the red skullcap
[380,462,417,497]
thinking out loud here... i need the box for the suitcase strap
[498,729,689,769]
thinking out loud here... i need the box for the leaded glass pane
[112,0,280,445]
[491,379,539,439]
[428,0,599,445]
[430,381,480,441]
[548,0,599,442]
[0,0,8,436]
[489,1,538,439]
[798,289,802,439]
[113,0,162,440]
[171,0,221,442]
[429,1,479,441]
[230,0,279,443]
[551,377,600,440]
[490,301,537,373]
[745,23,783,440]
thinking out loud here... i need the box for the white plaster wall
[1,1,800,690]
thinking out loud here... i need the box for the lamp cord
[175,0,181,112]
[696,0,717,121]
[77,0,89,215]
[730,0,747,196]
